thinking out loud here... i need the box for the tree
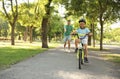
[48,14,64,42]
[2,0,18,45]
[97,0,120,50]
[18,1,43,43]
[41,0,52,48]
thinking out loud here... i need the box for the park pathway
[0,44,119,79]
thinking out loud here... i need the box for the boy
[64,20,73,52]
[74,19,92,63]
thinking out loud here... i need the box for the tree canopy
[0,0,120,49]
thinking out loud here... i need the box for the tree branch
[2,0,10,19]
[11,0,15,17]
[2,0,12,25]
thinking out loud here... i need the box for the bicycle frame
[77,42,84,69]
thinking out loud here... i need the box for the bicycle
[76,34,87,69]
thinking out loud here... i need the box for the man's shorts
[64,35,71,42]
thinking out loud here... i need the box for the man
[74,19,92,63]
[64,20,73,52]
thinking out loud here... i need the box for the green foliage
[103,26,120,43]
[111,28,120,42]
[18,3,42,27]
[0,17,9,37]
[48,14,64,41]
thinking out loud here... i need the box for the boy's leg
[75,39,80,52]
[83,44,88,57]
[83,44,89,63]
[82,39,89,63]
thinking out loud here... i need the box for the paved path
[0,45,119,79]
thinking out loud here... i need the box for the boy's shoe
[75,48,78,53]
[84,57,89,63]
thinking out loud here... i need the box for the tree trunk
[29,26,33,43]
[88,36,91,45]
[41,0,52,48]
[100,13,104,50]
[88,24,92,46]
[0,27,1,37]
[11,25,15,45]
[41,18,48,48]
[18,33,21,40]
[92,23,95,47]
[23,27,28,41]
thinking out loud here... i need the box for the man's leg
[64,42,67,49]
[67,40,70,52]
[68,40,70,49]
[64,36,67,50]
[67,35,71,52]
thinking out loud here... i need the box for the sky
[110,21,120,29]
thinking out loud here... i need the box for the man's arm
[64,26,66,32]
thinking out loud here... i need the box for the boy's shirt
[64,25,73,36]
[76,28,90,39]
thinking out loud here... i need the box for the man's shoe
[67,49,70,53]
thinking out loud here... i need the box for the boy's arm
[86,32,93,36]
[86,28,92,36]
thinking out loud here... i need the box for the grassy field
[0,41,60,70]
[101,54,120,63]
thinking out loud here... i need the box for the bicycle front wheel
[78,49,82,69]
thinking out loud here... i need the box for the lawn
[101,54,120,63]
[0,41,60,70]
[88,46,120,63]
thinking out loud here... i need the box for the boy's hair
[67,20,71,22]
[79,19,86,24]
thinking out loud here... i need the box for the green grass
[88,46,120,63]
[101,54,120,63]
[0,41,60,70]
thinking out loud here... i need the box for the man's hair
[79,19,86,24]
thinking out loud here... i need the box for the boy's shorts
[64,35,71,42]
[81,38,88,45]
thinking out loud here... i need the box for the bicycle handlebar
[71,33,88,39]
